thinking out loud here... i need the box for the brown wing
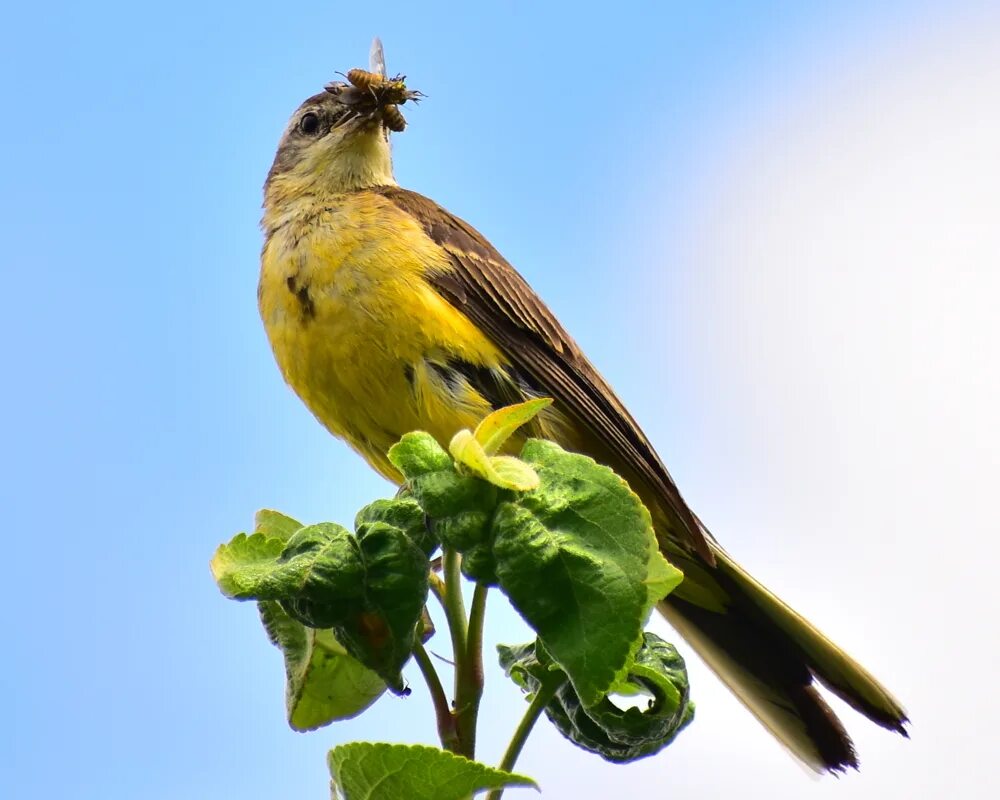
[373,186,713,563]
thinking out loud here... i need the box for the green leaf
[259,601,386,730]
[209,510,310,599]
[548,633,695,762]
[449,429,540,491]
[328,742,536,800]
[459,542,499,587]
[210,532,287,599]
[275,523,369,612]
[644,549,684,610]
[387,431,452,479]
[433,510,492,552]
[328,521,430,693]
[253,509,303,541]
[448,430,538,492]
[405,463,499,520]
[488,455,541,492]
[449,428,493,476]
[498,640,566,696]
[393,451,499,558]
[499,635,694,763]
[212,522,427,693]
[355,497,437,557]
[211,523,367,608]
[492,439,662,706]
[473,397,553,454]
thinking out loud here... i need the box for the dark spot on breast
[403,363,415,389]
[286,275,315,321]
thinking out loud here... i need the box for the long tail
[660,542,908,772]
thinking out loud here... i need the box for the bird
[257,65,907,773]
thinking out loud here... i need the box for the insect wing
[369,36,387,79]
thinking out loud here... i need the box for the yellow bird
[258,72,907,772]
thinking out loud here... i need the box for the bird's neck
[262,131,396,234]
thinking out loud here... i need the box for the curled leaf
[449,429,540,491]
[499,634,694,763]
[474,397,553,454]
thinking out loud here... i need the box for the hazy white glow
[511,11,1000,798]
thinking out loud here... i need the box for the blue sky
[3,2,997,798]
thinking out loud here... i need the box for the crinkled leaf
[459,542,499,587]
[492,439,661,706]
[328,742,536,800]
[449,429,540,491]
[259,601,385,730]
[500,635,694,763]
[328,522,429,693]
[211,523,365,609]
[209,510,310,598]
[393,449,500,561]
[387,431,452,479]
[210,533,288,599]
[408,464,498,520]
[275,523,367,610]
[355,497,437,557]
[433,510,492,552]
[474,397,553,454]
[213,522,426,693]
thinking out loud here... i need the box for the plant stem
[454,583,488,759]
[438,548,473,757]
[412,640,461,753]
[466,584,488,693]
[486,682,559,800]
[442,548,468,658]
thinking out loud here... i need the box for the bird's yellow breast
[259,190,506,480]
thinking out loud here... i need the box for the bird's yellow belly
[259,193,507,481]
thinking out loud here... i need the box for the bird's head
[263,80,417,212]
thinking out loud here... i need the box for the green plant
[211,400,694,799]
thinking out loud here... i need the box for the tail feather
[659,542,908,772]
[712,547,909,734]
[660,596,857,771]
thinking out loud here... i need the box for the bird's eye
[299,112,321,135]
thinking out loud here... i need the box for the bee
[346,68,384,91]
[347,68,411,105]
[324,39,418,132]
[381,103,407,132]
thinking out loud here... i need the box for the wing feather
[373,185,713,562]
